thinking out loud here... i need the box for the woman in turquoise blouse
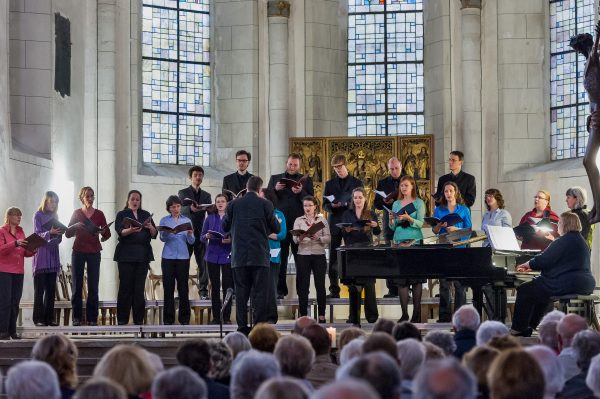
[389,175,425,322]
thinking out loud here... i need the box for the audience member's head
[207,338,233,382]
[311,379,379,399]
[176,338,211,378]
[274,334,315,379]
[363,331,398,360]
[373,318,396,335]
[487,334,521,352]
[151,366,207,399]
[538,320,561,353]
[248,323,280,353]
[338,327,367,351]
[413,357,477,399]
[540,309,566,325]
[392,321,422,342]
[223,331,252,358]
[230,350,281,399]
[526,345,566,398]
[424,330,457,356]
[6,360,61,399]
[396,338,426,380]
[72,377,127,399]
[557,314,588,350]
[145,351,165,373]
[256,377,311,399]
[452,305,480,332]
[294,316,318,334]
[488,349,544,399]
[423,341,446,360]
[573,330,600,370]
[302,324,332,356]
[586,353,600,397]
[339,337,365,365]
[337,352,402,399]
[462,346,499,398]
[31,333,78,389]
[93,344,156,397]
[475,320,509,346]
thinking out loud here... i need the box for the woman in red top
[0,207,35,339]
[65,187,111,326]
[517,190,560,251]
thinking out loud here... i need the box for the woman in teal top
[389,176,425,322]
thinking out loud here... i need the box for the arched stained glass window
[348,0,424,136]
[142,0,210,165]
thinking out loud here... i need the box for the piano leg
[348,284,364,327]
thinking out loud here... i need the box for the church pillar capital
[267,0,290,18]
[460,0,482,10]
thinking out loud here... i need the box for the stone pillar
[267,0,290,175]
[460,0,482,225]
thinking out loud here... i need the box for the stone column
[267,1,290,175]
[460,0,482,225]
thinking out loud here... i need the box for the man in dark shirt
[222,150,253,200]
[178,166,212,299]
[323,154,363,298]
[267,153,314,298]
[374,157,405,298]
[223,176,280,334]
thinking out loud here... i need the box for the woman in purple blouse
[200,194,233,324]
[32,191,65,326]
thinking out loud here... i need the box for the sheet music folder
[486,225,540,254]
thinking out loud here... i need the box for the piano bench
[550,294,600,330]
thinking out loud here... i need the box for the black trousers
[0,272,23,335]
[71,251,101,323]
[161,258,191,325]
[439,279,466,321]
[33,271,57,325]
[328,230,342,296]
[233,266,269,330]
[117,262,148,325]
[267,262,280,322]
[278,232,298,297]
[512,281,552,332]
[189,232,208,296]
[348,279,379,323]
[296,254,327,317]
[206,261,233,322]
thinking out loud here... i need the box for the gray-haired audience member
[559,330,600,399]
[146,351,165,373]
[452,305,480,359]
[256,377,311,399]
[337,352,402,399]
[274,334,316,379]
[207,339,234,384]
[558,314,588,381]
[538,320,561,353]
[397,338,426,398]
[526,345,566,399]
[339,337,364,365]
[230,350,281,399]
[540,310,566,325]
[585,353,600,397]
[73,377,127,399]
[424,330,457,356]
[223,331,252,358]
[294,315,317,334]
[151,366,207,399]
[311,379,379,399]
[413,357,477,399]
[476,320,509,346]
[6,360,61,399]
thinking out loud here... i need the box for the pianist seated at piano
[516,190,559,251]
[432,181,473,323]
[510,211,595,337]
[388,176,426,322]
[341,187,381,325]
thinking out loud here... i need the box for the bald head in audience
[311,380,379,399]
[413,357,477,399]
[558,314,588,350]
[294,316,317,334]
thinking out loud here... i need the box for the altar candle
[326,326,337,348]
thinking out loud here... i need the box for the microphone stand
[220,289,233,339]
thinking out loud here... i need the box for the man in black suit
[178,166,212,299]
[267,153,314,299]
[374,156,404,298]
[323,154,363,298]
[223,176,280,334]
[222,150,253,200]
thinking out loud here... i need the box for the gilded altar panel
[398,135,434,216]
[289,138,326,206]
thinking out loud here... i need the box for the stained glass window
[142,0,210,165]
[550,0,594,160]
[348,0,424,136]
